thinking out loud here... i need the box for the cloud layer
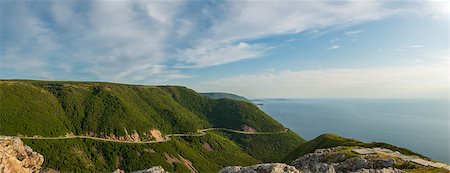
[1,1,400,83]
[196,57,448,98]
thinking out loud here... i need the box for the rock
[219,166,242,173]
[353,158,368,171]
[131,130,140,142]
[130,166,168,173]
[219,163,300,173]
[289,146,408,173]
[0,136,44,173]
[382,158,396,167]
[353,168,406,173]
[113,169,125,173]
[240,125,257,133]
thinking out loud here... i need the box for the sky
[0,0,448,98]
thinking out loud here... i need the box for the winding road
[15,128,289,144]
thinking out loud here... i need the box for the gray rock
[382,158,396,167]
[353,158,368,171]
[353,168,406,173]
[219,163,300,173]
[131,166,168,173]
[220,166,244,173]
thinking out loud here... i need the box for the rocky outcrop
[0,136,44,173]
[220,163,299,173]
[221,147,407,173]
[290,147,405,173]
[240,125,257,133]
[131,166,167,173]
[112,166,168,173]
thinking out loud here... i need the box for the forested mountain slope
[0,80,303,172]
[0,80,284,137]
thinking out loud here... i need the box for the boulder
[353,158,368,171]
[0,136,44,173]
[382,158,396,167]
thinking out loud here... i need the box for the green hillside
[200,92,253,104]
[1,80,426,172]
[221,130,306,162]
[0,80,284,137]
[23,132,259,172]
[283,134,429,163]
[0,80,304,172]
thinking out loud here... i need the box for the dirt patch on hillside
[179,155,199,173]
[241,124,257,133]
[163,153,198,173]
[164,153,180,165]
[150,129,164,141]
[202,142,214,152]
[143,148,156,153]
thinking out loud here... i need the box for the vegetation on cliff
[283,134,429,163]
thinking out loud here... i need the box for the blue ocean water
[256,99,449,163]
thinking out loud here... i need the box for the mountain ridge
[0,80,303,172]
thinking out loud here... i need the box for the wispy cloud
[196,56,448,98]
[0,1,439,83]
[327,39,341,50]
[327,45,341,50]
[345,30,365,41]
[177,42,267,68]
[409,44,424,48]
[345,30,365,36]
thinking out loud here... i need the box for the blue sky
[0,1,448,98]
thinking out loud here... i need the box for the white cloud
[345,29,364,41]
[1,1,182,83]
[194,57,448,98]
[409,45,423,48]
[177,42,267,68]
[327,39,341,50]
[1,1,444,84]
[345,30,365,36]
[327,45,341,50]
[176,1,395,67]
[423,0,449,19]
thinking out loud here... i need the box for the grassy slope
[221,130,306,162]
[162,86,286,132]
[23,132,259,172]
[283,134,429,163]
[0,82,72,136]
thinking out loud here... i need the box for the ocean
[256,99,449,163]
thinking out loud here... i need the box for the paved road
[16,128,289,144]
